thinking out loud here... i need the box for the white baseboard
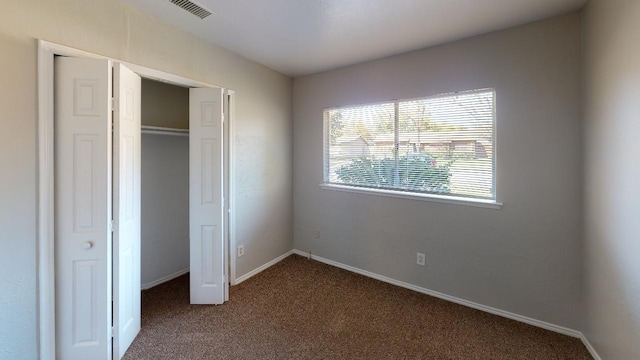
[579,333,602,360]
[141,268,189,290]
[234,250,294,285]
[292,249,582,339]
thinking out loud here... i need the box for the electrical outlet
[237,245,245,257]
[314,230,320,239]
[416,252,426,266]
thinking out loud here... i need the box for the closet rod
[141,125,189,137]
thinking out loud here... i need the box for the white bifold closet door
[55,57,141,360]
[189,88,225,305]
[112,63,142,358]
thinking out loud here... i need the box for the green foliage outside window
[335,154,451,193]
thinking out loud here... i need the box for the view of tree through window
[324,89,496,200]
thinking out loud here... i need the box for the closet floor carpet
[123,254,592,360]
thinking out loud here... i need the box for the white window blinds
[324,88,496,201]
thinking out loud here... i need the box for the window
[323,88,496,203]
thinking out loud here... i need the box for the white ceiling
[122,0,587,77]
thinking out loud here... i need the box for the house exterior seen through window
[323,88,496,201]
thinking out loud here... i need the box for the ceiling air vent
[170,0,213,19]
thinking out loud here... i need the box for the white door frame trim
[226,90,237,286]
[37,40,235,359]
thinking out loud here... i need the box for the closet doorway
[38,41,234,360]
[139,78,235,299]
[140,79,191,292]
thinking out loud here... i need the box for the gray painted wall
[0,0,292,357]
[293,14,583,330]
[141,134,189,287]
[583,1,640,358]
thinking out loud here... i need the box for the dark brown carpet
[123,254,592,360]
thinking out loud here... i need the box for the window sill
[319,184,502,209]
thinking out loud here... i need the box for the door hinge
[111,325,116,338]
[111,97,118,111]
[109,219,115,233]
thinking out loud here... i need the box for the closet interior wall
[140,79,190,289]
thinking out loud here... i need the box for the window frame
[321,88,501,209]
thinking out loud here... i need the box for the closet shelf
[141,125,189,137]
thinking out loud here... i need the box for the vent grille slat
[170,0,213,19]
